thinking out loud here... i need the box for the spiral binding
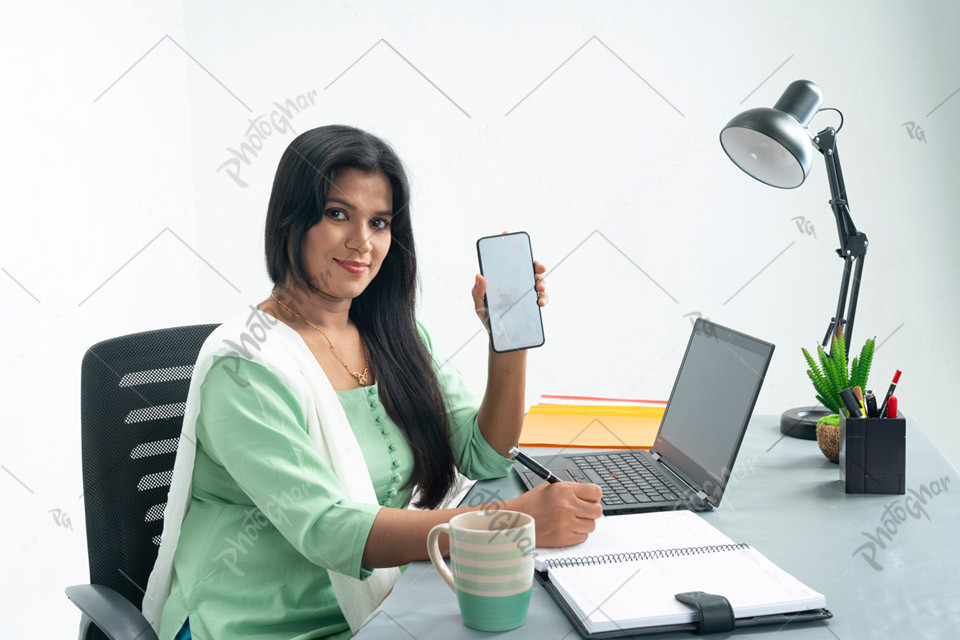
[544,543,749,569]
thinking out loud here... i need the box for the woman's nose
[345,225,373,252]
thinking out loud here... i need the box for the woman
[144,125,603,640]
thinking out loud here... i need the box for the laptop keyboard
[569,452,681,507]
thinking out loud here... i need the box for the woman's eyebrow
[326,196,394,217]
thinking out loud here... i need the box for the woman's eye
[325,209,388,229]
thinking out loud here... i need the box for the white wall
[2,1,958,636]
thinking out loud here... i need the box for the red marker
[878,370,902,418]
[886,396,898,419]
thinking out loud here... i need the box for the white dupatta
[142,305,401,635]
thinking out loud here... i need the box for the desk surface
[355,416,960,639]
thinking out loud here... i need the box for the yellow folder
[519,405,665,449]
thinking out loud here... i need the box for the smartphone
[476,231,545,353]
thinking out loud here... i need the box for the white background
[2,1,958,636]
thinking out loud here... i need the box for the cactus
[802,333,876,414]
[853,337,874,390]
[820,346,841,398]
[806,367,842,412]
[834,326,849,389]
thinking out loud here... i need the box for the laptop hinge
[656,457,712,507]
[650,451,662,461]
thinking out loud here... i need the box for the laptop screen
[652,319,775,506]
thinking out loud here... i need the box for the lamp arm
[813,127,868,353]
[822,257,852,348]
[846,254,866,351]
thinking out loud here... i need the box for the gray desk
[355,416,960,639]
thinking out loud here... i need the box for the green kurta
[156,318,514,640]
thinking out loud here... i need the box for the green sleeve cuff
[345,502,382,581]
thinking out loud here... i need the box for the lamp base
[780,406,833,440]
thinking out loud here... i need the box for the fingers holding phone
[473,259,548,324]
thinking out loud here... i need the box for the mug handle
[426,523,456,592]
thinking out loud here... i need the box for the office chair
[66,323,219,640]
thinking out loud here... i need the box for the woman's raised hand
[507,480,603,548]
[472,231,549,332]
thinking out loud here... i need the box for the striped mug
[427,510,535,631]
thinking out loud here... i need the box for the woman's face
[294,167,394,301]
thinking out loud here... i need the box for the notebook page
[534,511,733,571]
[551,547,826,633]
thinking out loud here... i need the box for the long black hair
[264,124,457,509]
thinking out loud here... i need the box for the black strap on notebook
[674,591,735,635]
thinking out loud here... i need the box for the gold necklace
[271,290,372,386]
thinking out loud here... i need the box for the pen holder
[839,411,905,494]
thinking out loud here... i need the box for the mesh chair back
[78,323,219,625]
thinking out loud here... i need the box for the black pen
[864,390,879,418]
[840,387,863,418]
[509,446,562,484]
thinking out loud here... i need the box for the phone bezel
[475,231,545,353]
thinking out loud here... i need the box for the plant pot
[816,414,841,463]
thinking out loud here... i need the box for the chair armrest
[65,584,159,640]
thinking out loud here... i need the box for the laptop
[516,318,775,514]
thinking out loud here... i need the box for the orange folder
[519,405,664,449]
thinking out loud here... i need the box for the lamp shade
[720,80,824,189]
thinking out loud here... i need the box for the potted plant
[802,326,875,463]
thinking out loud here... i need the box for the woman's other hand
[472,231,549,333]
[507,480,602,548]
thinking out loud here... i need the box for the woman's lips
[335,259,368,274]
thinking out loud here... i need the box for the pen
[878,370,902,418]
[509,446,562,484]
[886,396,898,419]
[853,386,867,417]
[865,390,879,418]
[840,387,863,418]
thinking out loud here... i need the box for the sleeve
[415,320,515,480]
[196,355,380,580]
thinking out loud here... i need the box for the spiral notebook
[535,511,831,637]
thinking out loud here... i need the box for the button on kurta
[392,473,402,484]
[391,459,400,469]
[387,443,397,452]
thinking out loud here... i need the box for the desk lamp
[720,80,868,439]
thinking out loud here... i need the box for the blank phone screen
[477,233,545,352]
